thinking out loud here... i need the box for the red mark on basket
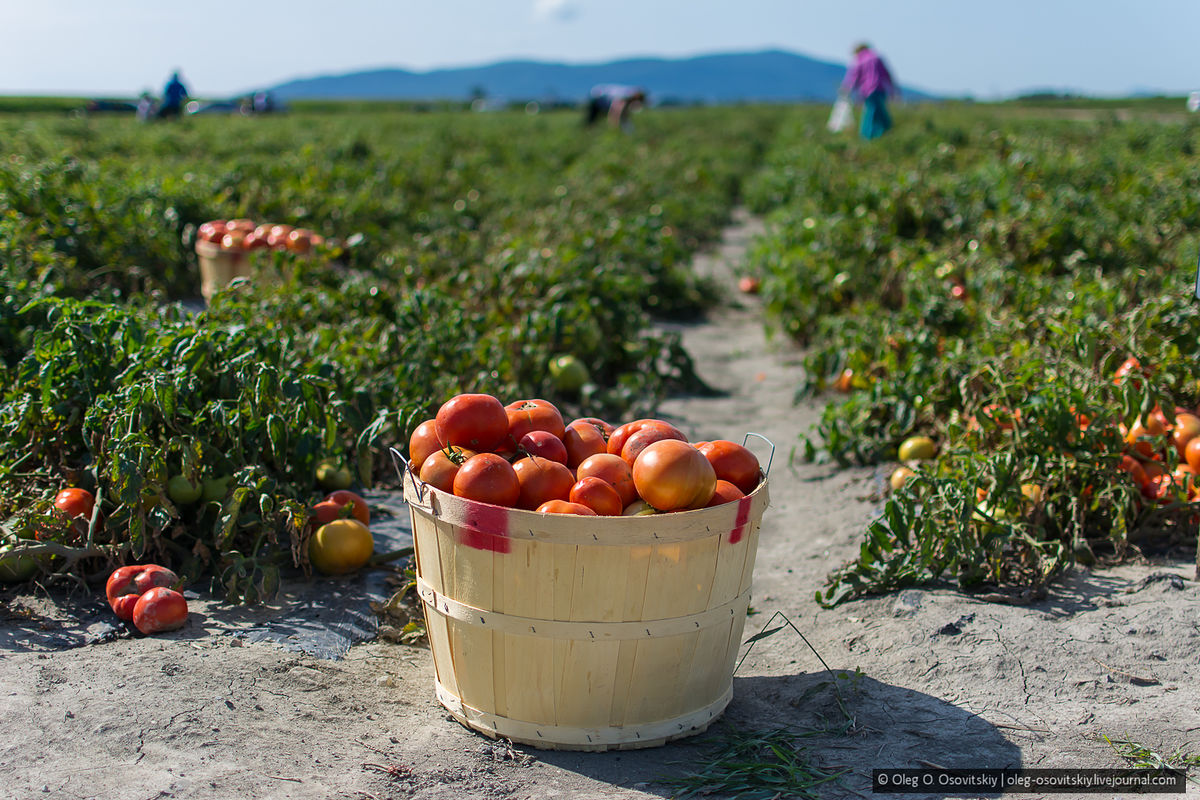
[728,496,752,544]
[460,503,512,553]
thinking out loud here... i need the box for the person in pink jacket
[841,43,897,139]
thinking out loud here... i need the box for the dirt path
[2,211,1198,800]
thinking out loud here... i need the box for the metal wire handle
[742,432,775,477]
[388,446,427,502]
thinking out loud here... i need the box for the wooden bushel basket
[392,435,772,751]
[195,240,255,304]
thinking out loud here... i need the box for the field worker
[584,84,647,132]
[158,71,189,120]
[841,43,897,139]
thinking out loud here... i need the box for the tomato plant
[569,477,623,516]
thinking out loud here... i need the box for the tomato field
[0,103,787,600]
[742,105,1200,604]
[1,99,1198,611]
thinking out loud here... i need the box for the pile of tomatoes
[196,218,324,255]
[407,394,761,515]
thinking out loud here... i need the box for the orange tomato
[696,441,760,494]
[576,453,637,507]
[620,425,687,466]
[607,419,687,457]
[407,419,442,472]
[563,420,609,468]
[568,477,623,516]
[631,439,716,511]
[419,447,477,493]
[505,399,566,443]
[1172,413,1200,459]
[535,500,597,515]
[705,479,745,507]
[1186,438,1200,473]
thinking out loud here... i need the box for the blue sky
[3,1,1196,99]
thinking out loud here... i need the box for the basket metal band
[435,679,732,749]
[417,576,751,640]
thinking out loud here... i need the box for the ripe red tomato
[1186,438,1200,474]
[1172,413,1200,459]
[54,488,95,521]
[620,424,686,466]
[132,587,189,635]
[322,490,370,526]
[563,420,609,468]
[576,453,637,507]
[535,500,597,515]
[407,419,443,472]
[453,453,521,507]
[287,228,319,254]
[697,441,761,494]
[632,439,716,511]
[519,430,568,464]
[436,394,509,452]
[420,447,477,493]
[505,399,566,443]
[569,477,623,516]
[571,417,614,438]
[705,479,746,507]
[1113,356,1152,388]
[266,224,294,249]
[512,456,575,510]
[607,419,687,456]
[106,564,179,621]
[197,220,226,243]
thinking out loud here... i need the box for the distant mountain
[269,49,937,105]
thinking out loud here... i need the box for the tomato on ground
[453,453,521,507]
[324,490,370,526]
[132,587,189,635]
[309,518,374,575]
